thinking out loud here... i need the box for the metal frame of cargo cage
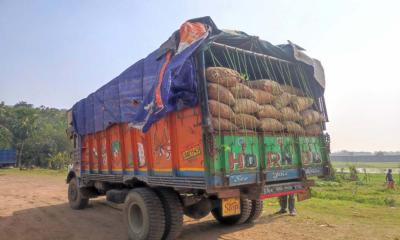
[197,42,295,128]
[200,42,328,123]
[194,41,329,197]
[196,41,329,136]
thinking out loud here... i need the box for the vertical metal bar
[130,128,138,174]
[88,134,93,173]
[106,129,112,174]
[96,133,102,174]
[119,124,127,174]
[195,49,213,189]
[196,50,210,128]
[168,113,178,177]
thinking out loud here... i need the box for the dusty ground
[0,172,399,240]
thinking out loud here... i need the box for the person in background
[386,169,395,189]
[276,194,296,216]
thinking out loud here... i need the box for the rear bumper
[259,181,306,200]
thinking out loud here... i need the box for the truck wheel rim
[128,203,144,234]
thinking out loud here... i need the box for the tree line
[0,101,72,169]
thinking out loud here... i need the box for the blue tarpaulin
[71,42,202,135]
[71,16,325,135]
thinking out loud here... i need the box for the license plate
[222,197,241,217]
[297,188,311,201]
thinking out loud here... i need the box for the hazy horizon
[1,0,399,152]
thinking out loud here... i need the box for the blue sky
[1,0,399,151]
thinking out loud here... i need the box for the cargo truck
[66,17,330,240]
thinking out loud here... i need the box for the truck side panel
[172,107,204,177]
[80,106,205,178]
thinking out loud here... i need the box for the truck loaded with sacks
[66,17,330,240]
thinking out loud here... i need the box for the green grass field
[312,173,400,206]
[331,160,400,169]
[263,173,400,209]
[0,167,67,177]
[264,173,400,238]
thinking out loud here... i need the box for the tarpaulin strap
[155,51,172,108]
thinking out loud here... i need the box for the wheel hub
[128,203,144,234]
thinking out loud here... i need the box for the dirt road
[0,172,399,240]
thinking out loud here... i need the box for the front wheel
[211,198,252,225]
[68,178,89,210]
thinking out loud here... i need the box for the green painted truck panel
[206,134,328,187]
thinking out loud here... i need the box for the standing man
[276,194,296,216]
[386,169,395,189]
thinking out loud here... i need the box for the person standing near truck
[276,194,296,216]
[386,169,395,189]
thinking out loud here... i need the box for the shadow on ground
[0,199,281,240]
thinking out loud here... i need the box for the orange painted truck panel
[82,106,205,177]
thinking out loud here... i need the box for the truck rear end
[66,17,330,240]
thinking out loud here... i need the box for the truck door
[263,136,301,182]
[216,134,261,187]
[299,136,328,177]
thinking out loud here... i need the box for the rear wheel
[124,188,165,240]
[155,188,183,240]
[68,177,89,210]
[245,200,264,223]
[211,198,252,225]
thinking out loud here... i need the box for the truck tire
[155,188,183,240]
[245,200,264,223]
[211,198,252,225]
[124,188,165,240]
[68,178,89,210]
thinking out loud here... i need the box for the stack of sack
[206,67,325,135]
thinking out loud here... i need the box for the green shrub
[349,165,358,181]
[48,152,69,170]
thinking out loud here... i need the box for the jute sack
[252,89,276,104]
[292,96,314,112]
[259,118,285,132]
[280,107,302,121]
[257,105,282,119]
[301,110,324,126]
[284,121,305,135]
[206,67,241,88]
[232,99,260,114]
[230,83,256,100]
[208,100,235,120]
[211,118,238,131]
[234,114,260,130]
[273,92,293,109]
[305,124,323,135]
[281,85,305,96]
[207,83,235,106]
[246,79,282,95]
